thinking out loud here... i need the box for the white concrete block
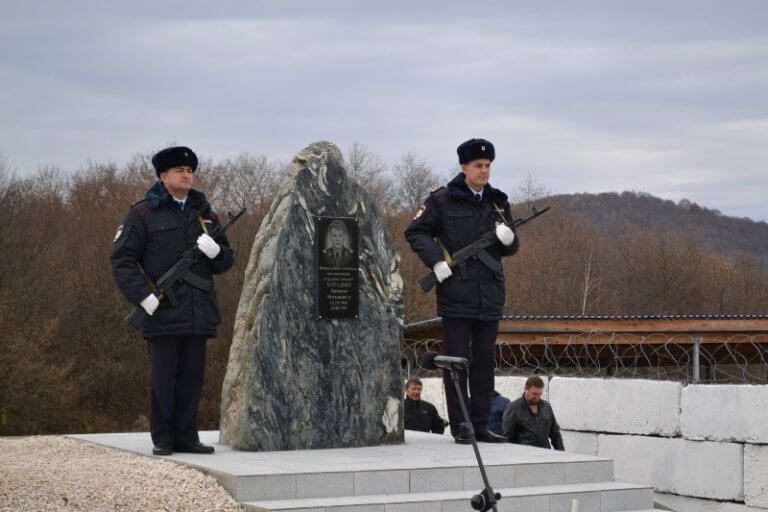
[745,444,768,508]
[598,434,743,500]
[653,492,724,512]
[681,384,768,443]
[549,377,681,436]
[722,502,768,512]
[562,430,599,456]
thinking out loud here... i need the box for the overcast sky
[1,1,766,220]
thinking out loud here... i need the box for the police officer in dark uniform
[405,138,518,444]
[111,146,234,456]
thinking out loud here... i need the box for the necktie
[475,194,482,203]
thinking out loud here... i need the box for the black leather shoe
[454,433,473,445]
[174,442,215,454]
[475,429,507,443]
[152,444,173,456]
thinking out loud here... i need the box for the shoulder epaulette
[430,186,445,195]
[130,198,146,208]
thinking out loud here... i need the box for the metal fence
[403,334,768,385]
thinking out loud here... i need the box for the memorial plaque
[316,216,359,319]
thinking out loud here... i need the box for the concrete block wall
[410,376,768,510]
[599,434,743,500]
[547,377,768,511]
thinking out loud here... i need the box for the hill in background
[549,191,768,267]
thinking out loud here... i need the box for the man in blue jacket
[111,146,234,456]
[405,138,519,444]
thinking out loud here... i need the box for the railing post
[692,336,701,383]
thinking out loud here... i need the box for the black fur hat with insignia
[457,138,495,164]
[151,146,198,177]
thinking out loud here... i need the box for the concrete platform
[68,430,656,511]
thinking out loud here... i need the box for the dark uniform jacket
[404,173,519,319]
[488,391,511,435]
[502,395,565,450]
[403,397,445,434]
[111,181,234,339]
[322,246,355,267]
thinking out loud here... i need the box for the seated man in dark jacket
[502,376,564,450]
[403,377,445,434]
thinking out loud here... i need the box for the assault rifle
[125,207,247,331]
[418,206,550,293]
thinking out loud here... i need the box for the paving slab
[68,430,612,475]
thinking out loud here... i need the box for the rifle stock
[419,272,438,293]
[125,308,148,330]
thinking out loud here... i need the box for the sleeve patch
[113,225,124,242]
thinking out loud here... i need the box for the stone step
[241,481,654,512]
[224,457,615,502]
[68,431,623,503]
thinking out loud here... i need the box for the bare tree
[392,152,441,212]
[346,142,395,214]
[205,153,280,215]
[511,172,551,213]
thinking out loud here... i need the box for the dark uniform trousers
[148,335,207,446]
[441,317,499,437]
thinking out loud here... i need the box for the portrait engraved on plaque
[316,216,359,319]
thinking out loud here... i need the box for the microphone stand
[447,367,501,512]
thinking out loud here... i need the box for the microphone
[420,351,469,370]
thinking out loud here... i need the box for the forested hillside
[552,191,768,267]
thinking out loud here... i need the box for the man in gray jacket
[502,376,564,450]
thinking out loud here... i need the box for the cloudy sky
[1,1,766,219]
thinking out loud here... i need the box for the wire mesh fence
[403,334,768,384]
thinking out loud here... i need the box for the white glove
[140,293,160,316]
[197,233,221,259]
[433,261,453,283]
[495,224,516,246]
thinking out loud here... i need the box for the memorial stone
[219,141,404,450]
